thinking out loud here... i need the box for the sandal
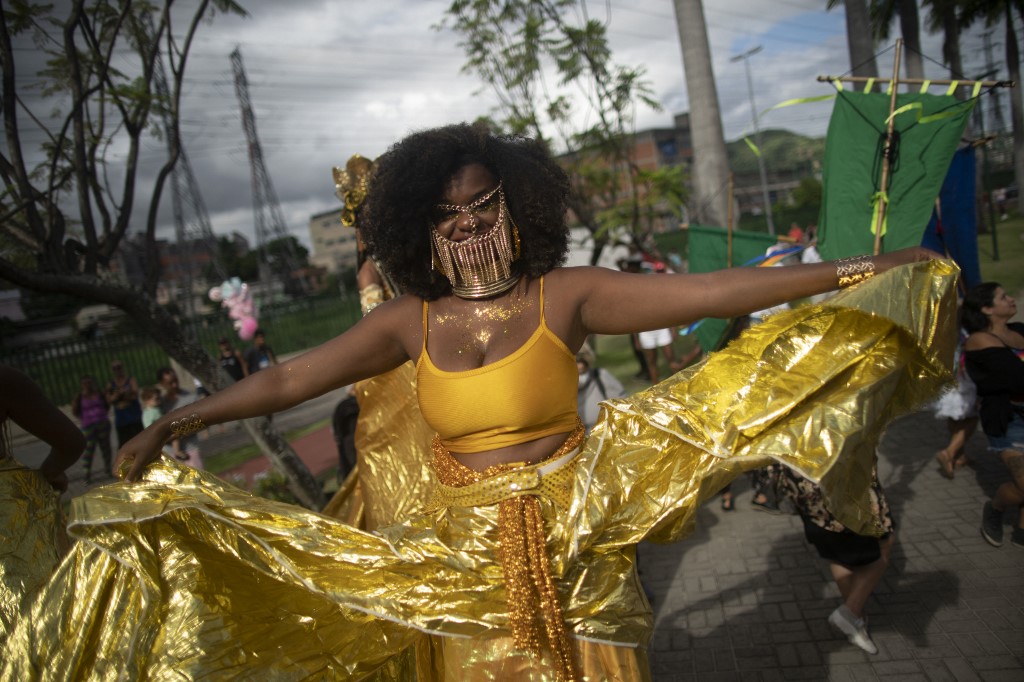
[721,496,734,511]
[934,450,955,480]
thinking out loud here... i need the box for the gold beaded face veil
[430,182,522,299]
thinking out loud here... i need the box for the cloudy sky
[11,0,1012,253]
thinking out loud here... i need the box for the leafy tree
[440,0,675,261]
[0,0,323,508]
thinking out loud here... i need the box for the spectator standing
[156,368,203,470]
[575,344,625,433]
[217,337,248,383]
[105,359,143,449]
[71,376,112,483]
[244,329,277,374]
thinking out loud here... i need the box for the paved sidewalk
[640,410,1024,681]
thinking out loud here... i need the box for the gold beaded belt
[429,419,585,682]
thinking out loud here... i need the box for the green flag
[818,90,975,260]
[686,224,780,352]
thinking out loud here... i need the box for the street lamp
[731,45,775,235]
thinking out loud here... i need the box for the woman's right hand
[115,425,169,482]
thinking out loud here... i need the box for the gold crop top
[416,277,580,453]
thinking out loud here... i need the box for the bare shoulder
[964,331,1001,351]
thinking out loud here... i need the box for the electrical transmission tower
[230,47,306,302]
[148,15,227,323]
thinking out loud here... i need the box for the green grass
[203,418,330,474]
[976,211,1024,294]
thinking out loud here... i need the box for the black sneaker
[980,502,1003,547]
[1011,527,1024,549]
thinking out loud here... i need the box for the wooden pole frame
[818,41,1015,257]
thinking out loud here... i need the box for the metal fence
[1,294,362,406]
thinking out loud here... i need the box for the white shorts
[638,328,672,350]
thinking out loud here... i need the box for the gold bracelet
[169,412,206,437]
[834,255,875,288]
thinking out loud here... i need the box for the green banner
[818,90,974,260]
[686,224,780,352]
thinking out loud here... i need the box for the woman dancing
[6,124,955,681]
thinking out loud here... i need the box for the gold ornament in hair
[332,154,375,227]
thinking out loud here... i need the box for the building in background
[308,208,359,274]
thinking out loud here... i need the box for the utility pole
[230,47,306,303]
[148,15,226,325]
[731,45,775,235]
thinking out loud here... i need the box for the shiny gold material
[0,457,67,646]
[359,282,386,315]
[333,153,374,227]
[4,261,958,680]
[835,254,876,288]
[431,187,521,299]
[169,412,205,438]
[430,422,585,682]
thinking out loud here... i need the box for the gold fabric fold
[4,260,958,680]
[0,457,67,647]
[322,361,435,531]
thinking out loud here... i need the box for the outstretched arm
[1,366,86,492]
[118,296,417,480]
[573,247,936,336]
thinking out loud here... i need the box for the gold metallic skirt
[3,260,958,680]
[0,457,67,647]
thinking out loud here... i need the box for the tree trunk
[898,0,924,80]
[672,0,730,228]
[844,0,879,81]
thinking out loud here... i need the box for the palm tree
[960,1,1023,194]
[672,0,730,228]
[827,0,881,82]
[870,1,925,79]
[923,0,965,84]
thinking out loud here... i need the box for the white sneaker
[828,606,878,654]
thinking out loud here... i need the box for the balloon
[238,316,259,340]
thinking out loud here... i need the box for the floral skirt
[3,260,958,681]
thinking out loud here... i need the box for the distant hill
[726,129,825,175]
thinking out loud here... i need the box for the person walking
[71,375,112,484]
[963,283,1024,548]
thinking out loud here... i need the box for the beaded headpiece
[430,187,521,299]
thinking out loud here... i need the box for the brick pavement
[640,410,1024,681]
